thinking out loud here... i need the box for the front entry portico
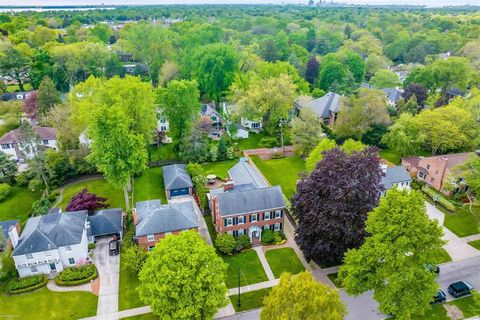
[249,226,262,244]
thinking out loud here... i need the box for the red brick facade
[136,227,199,250]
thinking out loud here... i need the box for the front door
[249,226,262,244]
[49,263,56,271]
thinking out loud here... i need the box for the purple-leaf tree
[291,147,383,266]
[305,57,320,85]
[66,189,108,212]
[23,91,39,120]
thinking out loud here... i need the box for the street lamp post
[237,267,241,308]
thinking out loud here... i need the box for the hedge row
[55,264,98,286]
[7,275,48,294]
[422,186,456,211]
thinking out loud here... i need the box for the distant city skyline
[0,0,476,7]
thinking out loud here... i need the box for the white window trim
[68,258,75,265]
[226,218,233,226]
[238,216,245,225]
[147,234,155,242]
[274,223,281,231]
[251,214,257,222]
[65,245,72,252]
[264,212,271,220]
[26,253,33,259]
[274,210,281,218]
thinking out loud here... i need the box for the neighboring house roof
[295,92,343,119]
[233,123,248,131]
[162,164,193,190]
[48,208,61,214]
[0,127,57,145]
[0,219,18,244]
[135,200,198,236]
[402,156,420,169]
[13,211,87,256]
[215,186,286,216]
[88,208,123,237]
[382,88,403,103]
[201,104,223,123]
[381,166,411,190]
[360,82,375,89]
[228,158,268,188]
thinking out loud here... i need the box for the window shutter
[262,212,265,220]
[224,219,227,227]
[234,217,237,225]
[280,210,283,218]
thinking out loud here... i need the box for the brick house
[0,219,20,252]
[294,92,343,126]
[402,152,472,194]
[133,199,198,250]
[209,158,286,244]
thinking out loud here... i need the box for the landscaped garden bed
[6,275,48,294]
[265,247,305,278]
[229,287,272,312]
[55,264,97,286]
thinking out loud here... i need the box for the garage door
[171,188,189,197]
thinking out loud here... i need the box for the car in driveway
[448,281,474,298]
[431,290,447,304]
[109,239,119,256]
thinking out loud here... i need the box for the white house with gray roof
[133,199,198,250]
[162,164,193,199]
[380,165,411,195]
[294,92,343,126]
[11,211,89,278]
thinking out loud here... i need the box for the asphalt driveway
[94,237,120,319]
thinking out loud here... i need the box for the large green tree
[370,69,400,88]
[261,272,346,320]
[305,138,337,172]
[381,113,423,157]
[339,189,445,319]
[291,108,323,157]
[0,44,31,92]
[37,76,61,117]
[138,231,228,320]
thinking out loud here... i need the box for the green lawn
[149,144,178,162]
[229,287,272,312]
[134,167,167,204]
[235,132,273,151]
[468,239,480,250]
[413,295,477,320]
[121,314,158,320]
[119,250,145,311]
[379,149,402,165]
[265,248,305,278]
[0,287,97,319]
[58,178,124,210]
[431,248,452,265]
[444,206,480,237]
[327,272,343,288]
[251,155,305,199]
[223,250,268,288]
[6,83,33,92]
[0,187,41,222]
[202,160,238,180]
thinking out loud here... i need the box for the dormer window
[26,253,33,259]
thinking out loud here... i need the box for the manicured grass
[6,83,33,92]
[449,295,477,318]
[134,167,167,204]
[444,206,480,237]
[235,132,273,151]
[204,213,217,243]
[0,287,97,319]
[412,303,449,320]
[149,144,178,162]
[121,314,158,320]
[413,295,477,320]
[327,272,343,288]
[202,160,238,180]
[431,248,452,265]
[379,149,402,165]
[223,250,268,288]
[0,187,41,222]
[118,251,145,311]
[251,155,305,199]
[468,239,480,250]
[265,248,305,278]
[58,178,124,210]
[229,287,272,312]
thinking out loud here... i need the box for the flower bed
[6,275,48,294]
[55,264,98,286]
[422,186,456,211]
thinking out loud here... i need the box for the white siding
[13,249,63,278]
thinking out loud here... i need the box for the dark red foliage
[402,83,428,106]
[23,91,38,120]
[66,189,108,213]
[305,57,320,85]
[291,147,383,266]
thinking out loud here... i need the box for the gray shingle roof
[162,164,193,190]
[295,92,343,119]
[135,200,198,236]
[0,127,57,144]
[382,88,403,103]
[381,166,411,190]
[216,186,286,216]
[13,211,87,256]
[88,208,123,237]
[228,158,268,188]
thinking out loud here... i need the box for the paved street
[437,256,480,301]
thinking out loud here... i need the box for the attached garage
[162,164,194,200]
[87,208,124,242]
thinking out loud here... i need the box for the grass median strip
[229,287,272,312]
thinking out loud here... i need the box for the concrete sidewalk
[47,279,92,292]
[228,279,279,296]
[253,246,275,281]
[462,233,480,243]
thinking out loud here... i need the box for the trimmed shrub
[7,275,48,294]
[0,183,11,201]
[88,243,96,250]
[261,229,275,244]
[122,244,148,274]
[55,264,97,286]
[215,233,236,254]
[422,186,456,211]
[235,234,252,251]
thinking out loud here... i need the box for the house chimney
[223,180,235,192]
[380,164,388,174]
[8,225,19,248]
[132,208,138,226]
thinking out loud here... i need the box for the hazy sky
[0,0,475,7]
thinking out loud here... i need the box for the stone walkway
[253,246,275,281]
[47,279,92,292]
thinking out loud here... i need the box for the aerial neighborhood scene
[1,0,480,319]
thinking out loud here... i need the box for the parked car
[448,281,474,298]
[109,239,119,256]
[431,290,447,304]
[426,264,440,274]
